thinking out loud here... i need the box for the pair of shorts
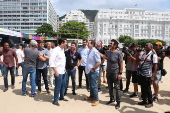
[101,65,106,71]
[132,71,138,83]
[154,70,161,84]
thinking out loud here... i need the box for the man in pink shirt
[0,43,18,92]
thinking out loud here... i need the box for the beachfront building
[94,8,170,45]
[61,10,95,39]
[0,0,58,35]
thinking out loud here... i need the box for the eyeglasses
[109,43,113,44]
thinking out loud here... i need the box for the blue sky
[51,0,170,16]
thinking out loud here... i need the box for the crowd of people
[0,38,167,110]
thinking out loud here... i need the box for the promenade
[0,58,170,113]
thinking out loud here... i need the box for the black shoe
[59,98,68,101]
[72,92,76,95]
[77,86,82,89]
[138,101,147,105]
[145,103,153,108]
[98,88,101,92]
[106,99,115,105]
[115,102,120,110]
[153,96,158,102]
[130,93,138,98]
[53,101,60,106]
[123,89,128,93]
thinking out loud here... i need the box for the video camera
[103,45,109,51]
[122,47,133,56]
[159,46,170,56]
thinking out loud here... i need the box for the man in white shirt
[49,39,68,106]
[16,46,24,76]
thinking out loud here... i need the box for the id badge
[71,59,73,63]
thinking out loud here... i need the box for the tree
[118,35,166,47]
[35,23,57,37]
[58,21,90,39]
[118,35,136,46]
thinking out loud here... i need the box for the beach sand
[0,58,170,113]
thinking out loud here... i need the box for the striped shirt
[139,51,158,77]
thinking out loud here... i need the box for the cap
[155,42,162,46]
[30,40,38,46]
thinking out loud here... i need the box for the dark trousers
[140,76,153,104]
[107,72,121,102]
[78,66,89,89]
[36,67,49,91]
[66,69,76,92]
[125,70,132,90]
[3,66,15,88]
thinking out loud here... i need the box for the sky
[51,0,170,17]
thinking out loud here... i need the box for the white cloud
[51,0,170,16]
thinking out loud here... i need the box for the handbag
[161,69,167,76]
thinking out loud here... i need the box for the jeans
[3,66,15,88]
[22,68,36,95]
[140,76,153,104]
[54,74,66,102]
[66,69,76,92]
[125,70,132,90]
[78,66,89,89]
[107,72,121,102]
[36,67,49,91]
[88,71,99,100]
[15,62,23,76]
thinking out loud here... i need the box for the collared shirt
[16,49,24,63]
[46,48,53,66]
[78,46,89,66]
[49,46,66,74]
[0,48,17,67]
[85,47,101,74]
[36,48,50,69]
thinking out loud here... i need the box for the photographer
[127,43,143,98]
[123,43,133,93]
[152,42,165,102]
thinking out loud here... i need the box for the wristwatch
[118,72,122,75]
[91,68,95,71]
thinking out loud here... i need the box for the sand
[0,58,170,113]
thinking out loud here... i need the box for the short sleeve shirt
[105,50,123,73]
[65,50,82,70]
[0,48,17,67]
[85,48,101,74]
[36,48,50,69]
[139,51,158,77]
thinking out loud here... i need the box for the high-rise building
[94,8,170,45]
[0,0,58,35]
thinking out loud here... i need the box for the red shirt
[0,48,17,67]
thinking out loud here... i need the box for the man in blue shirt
[36,40,50,94]
[84,40,101,106]
[77,39,89,91]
